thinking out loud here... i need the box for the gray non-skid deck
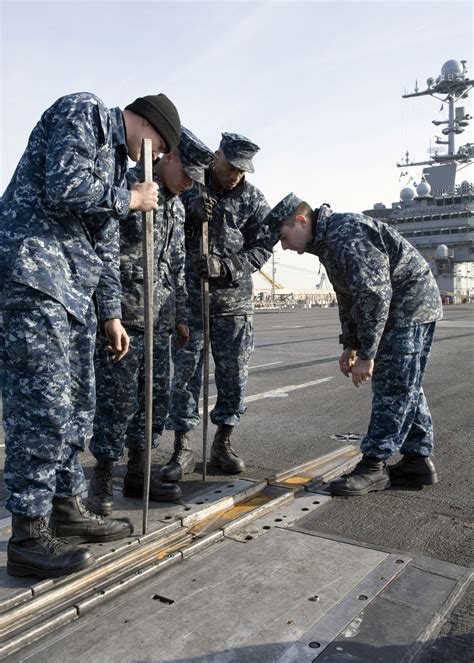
[1,474,470,663]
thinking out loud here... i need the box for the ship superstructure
[364,59,474,302]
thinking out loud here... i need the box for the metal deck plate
[17,529,390,662]
[4,509,470,663]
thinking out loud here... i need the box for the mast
[397,60,473,172]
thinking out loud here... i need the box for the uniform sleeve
[335,290,359,349]
[94,219,123,321]
[171,209,189,325]
[340,236,392,359]
[44,96,131,219]
[221,191,272,282]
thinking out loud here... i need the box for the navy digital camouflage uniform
[265,195,443,460]
[0,93,129,517]
[90,128,214,460]
[166,133,271,432]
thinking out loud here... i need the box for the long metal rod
[200,185,211,481]
[141,138,154,534]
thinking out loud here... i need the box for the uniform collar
[110,107,127,149]
[155,177,181,208]
[307,204,333,255]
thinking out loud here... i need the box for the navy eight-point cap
[264,193,303,243]
[178,127,214,185]
[219,132,260,174]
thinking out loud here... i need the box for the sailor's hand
[351,358,374,387]
[190,195,214,224]
[196,255,228,279]
[339,348,357,377]
[129,182,159,211]
[104,319,130,362]
[175,322,189,348]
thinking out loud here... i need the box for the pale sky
[1,0,472,289]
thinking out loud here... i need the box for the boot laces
[171,435,190,464]
[221,435,236,455]
[77,497,107,524]
[93,464,113,495]
[36,518,68,555]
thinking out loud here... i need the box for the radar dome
[400,187,415,202]
[416,181,431,197]
[435,244,449,258]
[441,60,463,77]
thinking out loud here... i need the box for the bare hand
[351,357,374,387]
[103,319,130,362]
[129,182,159,211]
[339,348,357,377]
[175,323,189,348]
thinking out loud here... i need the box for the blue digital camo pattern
[182,171,271,317]
[90,329,171,460]
[0,93,131,516]
[1,283,96,517]
[0,92,130,323]
[307,205,443,359]
[180,127,214,185]
[311,209,442,460]
[119,165,188,331]
[219,132,260,173]
[265,197,443,359]
[265,195,443,460]
[166,315,254,431]
[361,323,435,459]
[264,192,302,246]
[166,168,270,431]
[91,166,189,459]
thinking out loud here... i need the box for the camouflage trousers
[90,328,171,461]
[166,314,254,431]
[361,322,436,460]
[0,283,95,517]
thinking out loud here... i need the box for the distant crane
[259,264,284,308]
[258,269,285,289]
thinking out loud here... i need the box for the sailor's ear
[295,214,308,226]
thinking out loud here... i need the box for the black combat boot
[210,424,245,474]
[7,515,95,578]
[389,455,438,487]
[87,459,114,516]
[159,432,195,482]
[49,495,133,543]
[329,456,391,496]
[123,448,182,502]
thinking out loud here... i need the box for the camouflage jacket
[182,170,271,316]
[0,93,130,324]
[119,164,188,332]
[307,206,443,359]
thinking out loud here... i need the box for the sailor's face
[213,151,245,190]
[162,151,193,194]
[129,120,168,162]
[279,217,311,254]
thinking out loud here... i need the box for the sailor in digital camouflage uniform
[0,92,181,577]
[264,193,443,496]
[87,128,214,515]
[161,133,271,480]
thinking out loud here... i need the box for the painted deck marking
[199,377,333,412]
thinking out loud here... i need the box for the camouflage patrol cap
[219,132,260,173]
[265,193,303,239]
[178,127,214,185]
